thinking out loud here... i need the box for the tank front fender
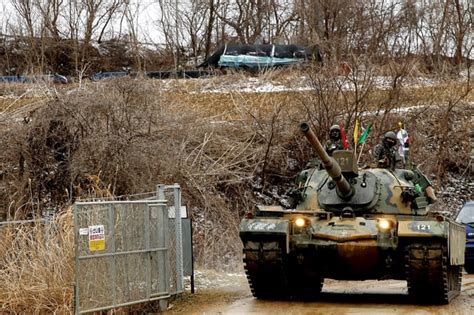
[398,220,465,265]
[240,218,289,253]
[398,220,446,237]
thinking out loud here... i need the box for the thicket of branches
[0,67,471,312]
[1,60,472,265]
[0,0,472,76]
[0,2,472,312]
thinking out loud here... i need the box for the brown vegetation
[0,209,74,313]
[1,65,473,245]
[0,1,472,313]
[0,62,472,312]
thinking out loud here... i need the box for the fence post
[173,184,184,292]
[157,184,165,200]
[74,204,80,315]
[108,204,117,306]
[145,204,151,298]
[156,201,169,311]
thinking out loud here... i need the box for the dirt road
[166,271,474,314]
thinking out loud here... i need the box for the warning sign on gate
[88,225,106,251]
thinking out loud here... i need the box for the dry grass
[0,208,74,313]
[0,67,472,313]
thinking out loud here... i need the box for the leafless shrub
[1,66,473,269]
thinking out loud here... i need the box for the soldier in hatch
[324,125,345,156]
[373,131,403,169]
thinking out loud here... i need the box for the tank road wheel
[405,242,462,304]
[243,240,290,299]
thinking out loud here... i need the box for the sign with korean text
[88,225,106,251]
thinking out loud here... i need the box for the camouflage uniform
[373,131,403,169]
[325,124,345,156]
[324,139,345,156]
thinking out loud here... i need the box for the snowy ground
[178,75,441,94]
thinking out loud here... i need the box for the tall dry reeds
[0,208,74,313]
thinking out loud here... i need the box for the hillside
[0,67,473,312]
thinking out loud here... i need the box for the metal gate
[73,184,184,314]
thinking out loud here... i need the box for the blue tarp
[0,74,68,84]
[200,44,322,68]
[218,55,302,68]
[0,76,27,83]
[90,71,129,81]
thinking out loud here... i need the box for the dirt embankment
[0,74,472,313]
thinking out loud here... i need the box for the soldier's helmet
[383,131,397,147]
[329,124,341,140]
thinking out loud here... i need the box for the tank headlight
[295,217,306,228]
[377,218,392,231]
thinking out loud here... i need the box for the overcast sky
[0,0,471,58]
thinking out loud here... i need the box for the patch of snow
[189,270,246,290]
[179,74,441,95]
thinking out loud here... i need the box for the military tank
[240,122,465,303]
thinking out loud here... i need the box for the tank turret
[299,122,353,198]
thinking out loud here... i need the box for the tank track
[243,240,289,299]
[405,242,461,304]
[242,240,323,299]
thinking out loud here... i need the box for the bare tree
[1,0,473,75]
[204,0,217,58]
[213,0,269,43]
[180,0,209,66]
[450,0,471,68]
[35,0,63,41]
[11,0,41,72]
[157,0,182,68]
[80,0,123,67]
[123,0,142,71]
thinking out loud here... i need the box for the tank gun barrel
[300,122,353,198]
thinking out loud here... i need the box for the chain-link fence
[74,184,184,314]
[0,218,56,258]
